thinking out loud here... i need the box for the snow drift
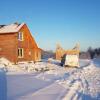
[0,57,100,100]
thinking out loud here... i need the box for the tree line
[87,47,100,59]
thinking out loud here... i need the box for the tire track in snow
[61,72,84,100]
[57,72,84,100]
[59,60,91,100]
[62,81,82,100]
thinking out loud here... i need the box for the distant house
[0,22,41,63]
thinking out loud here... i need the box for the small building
[0,22,41,63]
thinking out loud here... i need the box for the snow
[0,70,7,100]
[93,58,100,67]
[7,73,52,100]
[0,23,24,33]
[0,57,100,100]
[0,57,22,72]
[60,61,100,100]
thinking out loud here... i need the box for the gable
[18,24,39,49]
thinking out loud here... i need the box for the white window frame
[18,32,24,41]
[18,48,24,58]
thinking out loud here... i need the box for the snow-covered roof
[0,23,25,34]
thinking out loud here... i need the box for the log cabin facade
[0,23,41,63]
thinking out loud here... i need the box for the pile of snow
[0,57,12,66]
[82,63,100,98]
[48,58,60,65]
[18,61,50,72]
[0,57,55,73]
[0,57,12,72]
[18,61,57,73]
[0,58,25,72]
[59,62,100,100]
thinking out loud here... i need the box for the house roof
[0,23,25,34]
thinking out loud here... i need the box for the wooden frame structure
[56,43,80,60]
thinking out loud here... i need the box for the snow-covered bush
[0,58,12,72]
[48,58,60,65]
[0,57,12,66]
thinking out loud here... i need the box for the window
[18,32,23,41]
[18,48,24,58]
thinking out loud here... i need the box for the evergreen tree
[87,47,95,59]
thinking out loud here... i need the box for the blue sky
[0,0,100,51]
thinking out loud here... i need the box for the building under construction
[55,43,80,60]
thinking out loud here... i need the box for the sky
[0,0,100,51]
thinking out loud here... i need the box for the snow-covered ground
[0,69,7,100]
[0,58,100,100]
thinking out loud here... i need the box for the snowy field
[0,58,100,100]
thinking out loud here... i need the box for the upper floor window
[18,32,23,41]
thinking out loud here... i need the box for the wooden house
[0,22,41,63]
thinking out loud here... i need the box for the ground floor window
[18,48,24,58]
